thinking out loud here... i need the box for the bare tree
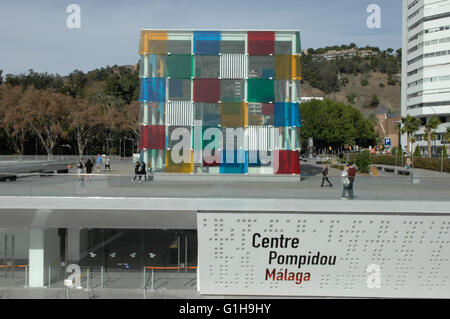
[0,85,28,155]
[68,97,100,156]
[19,88,70,157]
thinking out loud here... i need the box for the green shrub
[346,93,356,104]
[356,150,371,173]
[371,154,450,173]
[361,79,369,86]
[414,146,421,157]
[370,94,380,107]
[379,83,385,87]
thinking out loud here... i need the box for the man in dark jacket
[84,158,93,181]
[138,161,147,182]
[320,164,333,187]
[132,161,140,182]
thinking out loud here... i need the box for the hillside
[301,72,401,115]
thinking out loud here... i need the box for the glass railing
[0,156,449,201]
[0,173,449,201]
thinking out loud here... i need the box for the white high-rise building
[402,0,450,156]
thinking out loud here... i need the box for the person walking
[77,159,84,181]
[405,157,412,170]
[320,163,333,187]
[341,165,351,200]
[138,161,147,182]
[347,162,356,200]
[85,158,93,181]
[96,154,102,173]
[132,161,140,182]
[104,156,111,172]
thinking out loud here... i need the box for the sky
[0,0,402,76]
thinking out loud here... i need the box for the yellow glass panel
[220,102,248,128]
[165,150,193,173]
[293,55,302,80]
[275,55,292,80]
[139,31,168,55]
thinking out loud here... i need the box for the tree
[370,94,380,107]
[62,69,87,98]
[300,99,376,150]
[401,115,421,157]
[4,69,64,91]
[445,127,450,144]
[356,150,371,173]
[424,116,441,158]
[104,70,139,104]
[0,85,29,154]
[125,101,141,139]
[19,88,70,156]
[68,97,100,156]
[0,70,3,84]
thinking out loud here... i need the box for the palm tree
[445,127,450,144]
[401,115,421,158]
[424,116,441,158]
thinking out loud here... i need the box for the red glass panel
[248,31,275,56]
[139,125,165,150]
[261,103,274,115]
[193,79,220,103]
[274,150,300,175]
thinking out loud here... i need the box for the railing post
[177,236,180,273]
[151,269,154,291]
[143,267,146,299]
[143,267,146,289]
[48,265,51,287]
[87,268,90,291]
[4,234,7,278]
[101,266,104,288]
[24,265,28,287]
[185,236,188,274]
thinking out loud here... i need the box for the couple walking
[132,161,149,182]
[77,158,93,181]
[341,163,356,200]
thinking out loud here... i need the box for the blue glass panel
[261,68,275,78]
[274,103,301,127]
[292,102,301,127]
[169,79,183,98]
[194,31,221,55]
[248,150,261,167]
[139,78,166,102]
[220,150,248,174]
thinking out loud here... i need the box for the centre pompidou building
[137,30,302,174]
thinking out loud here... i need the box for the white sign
[197,212,450,298]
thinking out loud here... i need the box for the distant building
[301,96,324,103]
[310,48,377,61]
[401,0,450,156]
[375,114,402,149]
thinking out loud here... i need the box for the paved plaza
[0,158,448,201]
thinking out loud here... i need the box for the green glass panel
[247,79,274,103]
[296,31,301,54]
[193,126,222,150]
[166,54,193,79]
